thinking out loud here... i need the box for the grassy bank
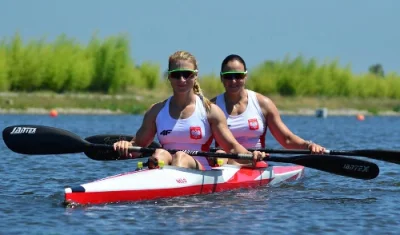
[1,32,399,115]
[1,32,400,99]
[1,90,399,115]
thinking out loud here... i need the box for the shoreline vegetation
[0,32,399,116]
[1,91,400,116]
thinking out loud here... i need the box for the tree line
[0,33,399,98]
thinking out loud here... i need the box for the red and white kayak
[64,162,304,205]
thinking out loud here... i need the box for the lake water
[1,114,400,234]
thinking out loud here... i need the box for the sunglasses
[220,71,247,80]
[168,69,198,80]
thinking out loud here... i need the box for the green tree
[369,63,385,77]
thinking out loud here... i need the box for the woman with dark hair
[211,54,325,165]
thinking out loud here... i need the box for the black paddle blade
[330,150,400,164]
[269,154,379,180]
[84,135,161,161]
[2,125,89,155]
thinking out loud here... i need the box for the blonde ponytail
[193,79,211,113]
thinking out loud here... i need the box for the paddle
[84,135,161,161]
[2,125,379,180]
[83,134,379,180]
[2,125,159,159]
[85,134,400,165]
[213,148,400,165]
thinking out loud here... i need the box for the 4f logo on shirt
[190,126,202,139]
[248,118,259,130]
[160,130,172,136]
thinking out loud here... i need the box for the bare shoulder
[207,103,225,121]
[136,99,166,138]
[144,100,167,119]
[255,92,274,108]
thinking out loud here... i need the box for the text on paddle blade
[342,164,370,172]
[10,127,37,134]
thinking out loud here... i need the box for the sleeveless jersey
[156,95,213,169]
[215,90,267,148]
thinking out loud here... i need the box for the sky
[1,0,399,75]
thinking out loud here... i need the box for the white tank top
[215,90,266,148]
[156,95,213,168]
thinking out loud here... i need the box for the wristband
[304,140,313,149]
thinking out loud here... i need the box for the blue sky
[1,0,399,75]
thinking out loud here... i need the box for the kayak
[64,161,305,205]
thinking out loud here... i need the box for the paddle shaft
[128,146,254,159]
[210,147,400,165]
[245,148,400,157]
[112,146,379,180]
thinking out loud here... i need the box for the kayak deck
[64,163,304,205]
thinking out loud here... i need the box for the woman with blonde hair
[114,51,266,170]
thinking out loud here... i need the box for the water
[1,114,400,234]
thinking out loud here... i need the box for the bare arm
[257,93,314,149]
[134,102,164,147]
[114,101,165,158]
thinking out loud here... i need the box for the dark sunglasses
[168,69,198,80]
[220,71,247,80]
